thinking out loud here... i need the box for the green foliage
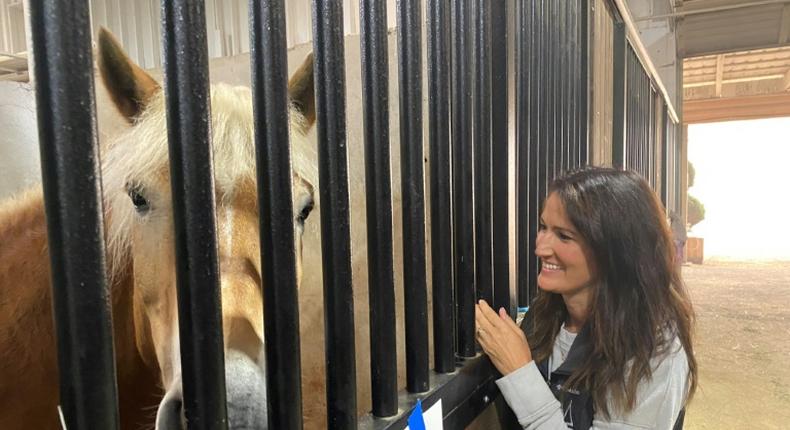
[687,194,705,227]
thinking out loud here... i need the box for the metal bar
[359,0,398,416]
[515,0,528,310]
[451,0,476,358]
[249,0,303,427]
[528,0,545,305]
[532,0,549,304]
[427,0,455,374]
[396,0,430,395]
[566,0,576,171]
[490,0,510,312]
[311,0,358,426]
[547,0,556,181]
[612,20,626,169]
[661,102,669,208]
[473,0,493,305]
[161,1,228,428]
[579,0,590,167]
[557,0,567,174]
[29,0,120,428]
[515,0,529,307]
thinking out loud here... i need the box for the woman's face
[535,193,594,296]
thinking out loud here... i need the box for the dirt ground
[683,259,790,429]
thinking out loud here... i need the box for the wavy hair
[528,166,697,418]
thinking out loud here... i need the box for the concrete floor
[683,260,790,430]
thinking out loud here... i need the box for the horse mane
[102,83,314,282]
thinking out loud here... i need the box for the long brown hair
[529,167,697,418]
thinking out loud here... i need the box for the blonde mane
[101,83,313,280]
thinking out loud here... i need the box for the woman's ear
[97,27,160,123]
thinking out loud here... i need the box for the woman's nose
[535,232,551,257]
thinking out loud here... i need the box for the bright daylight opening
[687,117,790,261]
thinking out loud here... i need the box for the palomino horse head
[97,29,315,428]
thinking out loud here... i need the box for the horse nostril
[156,397,187,430]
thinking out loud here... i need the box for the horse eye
[127,188,150,213]
[296,199,314,224]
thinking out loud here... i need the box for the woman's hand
[475,299,533,375]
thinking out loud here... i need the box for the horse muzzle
[155,349,267,430]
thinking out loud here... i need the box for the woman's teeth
[543,262,562,271]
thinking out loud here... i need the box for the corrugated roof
[677,0,790,57]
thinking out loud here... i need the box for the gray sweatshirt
[495,325,690,429]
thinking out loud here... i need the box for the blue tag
[407,399,426,430]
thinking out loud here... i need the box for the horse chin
[154,349,267,430]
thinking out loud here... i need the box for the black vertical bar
[451,0,476,358]
[491,0,510,312]
[474,0,493,306]
[311,0,357,427]
[547,0,557,181]
[29,1,119,428]
[428,0,455,374]
[558,0,567,173]
[567,0,576,170]
[397,0,430,394]
[360,0,397,417]
[518,0,546,306]
[161,1,228,428]
[535,0,549,303]
[612,21,626,169]
[515,0,532,308]
[249,0,303,428]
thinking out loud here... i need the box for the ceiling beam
[684,74,785,88]
[715,55,725,96]
[684,92,790,123]
[636,0,790,21]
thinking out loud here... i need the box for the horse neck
[0,189,161,425]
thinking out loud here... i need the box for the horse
[0,28,316,429]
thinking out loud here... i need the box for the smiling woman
[475,166,698,430]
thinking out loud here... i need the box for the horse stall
[0,0,684,429]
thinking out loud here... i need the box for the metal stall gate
[609,0,682,214]
[27,0,689,429]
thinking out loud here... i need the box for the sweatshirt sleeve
[496,341,689,430]
[495,361,569,429]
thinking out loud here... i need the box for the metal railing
[26,0,681,428]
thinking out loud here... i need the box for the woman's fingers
[478,299,504,328]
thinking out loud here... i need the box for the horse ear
[97,27,160,123]
[288,53,315,131]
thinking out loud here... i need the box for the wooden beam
[684,74,785,87]
[715,55,725,97]
[684,92,790,123]
[779,5,790,44]
[783,68,790,90]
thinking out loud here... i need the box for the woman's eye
[538,222,546,231]
[557,232,572,241]
[127,188,150,213]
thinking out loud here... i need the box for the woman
[475,167,696,429]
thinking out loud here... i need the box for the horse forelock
[101,83,313,280]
